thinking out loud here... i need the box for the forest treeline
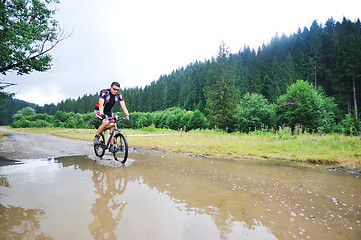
[1,17,361,134]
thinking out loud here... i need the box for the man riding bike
[94,82,130,150]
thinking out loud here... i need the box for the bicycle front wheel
[113,132,128,163]
[94,133,106,158]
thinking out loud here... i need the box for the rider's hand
[126,115,131,120]
[101,114,107,120]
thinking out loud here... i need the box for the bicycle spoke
[113,133,128,163]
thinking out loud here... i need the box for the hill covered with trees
[2,17,360,134]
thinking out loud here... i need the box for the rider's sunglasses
[113,87,120,92]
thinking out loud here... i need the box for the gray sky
[3,0,361,106]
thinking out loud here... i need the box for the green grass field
[1,126,360,168]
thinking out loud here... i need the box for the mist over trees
[2,17,361,134]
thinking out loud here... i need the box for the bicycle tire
[113,132,128,163]
[94,132,106,158]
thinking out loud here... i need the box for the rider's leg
[109,124,116,145]
[94,119,109,144]
[96,119,109,136]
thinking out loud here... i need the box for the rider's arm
[120,100,129,116]
[98,97,105,115]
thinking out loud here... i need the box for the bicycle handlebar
[114,115,129,121]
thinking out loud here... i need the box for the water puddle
[0,154,360,239]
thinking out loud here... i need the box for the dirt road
[0,128,93,159]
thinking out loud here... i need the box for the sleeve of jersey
[99,90,107,99]
[118,93,124,102]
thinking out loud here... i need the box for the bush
[11,119,31,128]
[54,111,69,122]
[187,110,208,130]
[335,114,361,135]
[275,80,336,132]
[136,114,152,128]
[82,113,99,129]
[12,107,36,121]
[9,107,209,131]
[64,116,77,128]
[29,119,51,128]
[127,107,208,131]
[233,93,275,132]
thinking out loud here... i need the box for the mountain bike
[93,116,129,164]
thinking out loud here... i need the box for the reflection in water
[89,163,127,239]
[0,154,360,239]
[0,205,52,240]
[0,169,52,240]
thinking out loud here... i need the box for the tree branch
[0,29,72,74]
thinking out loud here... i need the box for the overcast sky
[3,0,361,106]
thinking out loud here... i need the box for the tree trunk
[314,60,317,89]
[353,74,358,120]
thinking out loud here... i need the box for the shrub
[12,107,36,121]
[136,114,152,128]
[9,107,208,131]
[11,119,31,128]
[64,116,77,128]
[234,93,275,132]
[29,119,51,128]
[54,111,69,122]
[336,114,361,135]
[275,80,336,132]
[187,110,208,130]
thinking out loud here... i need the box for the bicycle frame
[103,126,121,150]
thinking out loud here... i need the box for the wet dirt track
[0,152,360,240]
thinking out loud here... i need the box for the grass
[1,126,360,168]
[0,132,9,146]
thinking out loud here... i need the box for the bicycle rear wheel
[113,132,128,163]
[94,133,106,158]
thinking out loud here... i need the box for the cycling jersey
[95,89,123,113]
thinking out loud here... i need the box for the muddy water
[0,154,360,240]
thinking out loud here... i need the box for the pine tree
[336,18,361,118]
[205,41,239,131]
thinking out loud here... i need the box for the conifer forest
[2,18,361,134]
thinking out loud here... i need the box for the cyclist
[94,82,130,148]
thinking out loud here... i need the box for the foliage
[0,0,69,117]
[10,107,209,131]
[0,82,14,107]
[275,80,337,132]
[205,41,239,131]
[115,17,359,124]
[233,93,275,132]
[130,107,208,131]
[11,110,99,129]
[187,110,209,130]
[0,98,36,125]
[12,106,36,120]
[335,114,361,135]
[2,18,361,135]
[0,0,67,75]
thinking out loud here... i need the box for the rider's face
[110,85,120,95]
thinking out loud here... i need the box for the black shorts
[94,110,114,122]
